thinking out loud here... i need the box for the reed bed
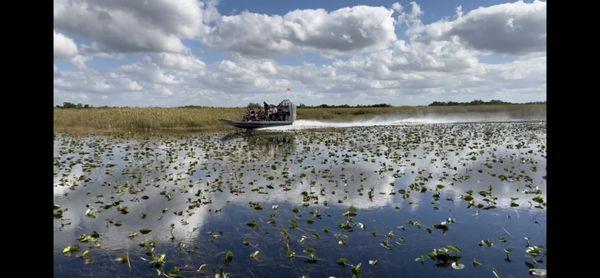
[54,104,546,134]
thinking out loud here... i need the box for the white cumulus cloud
[54,1,546,106]
[54,30,78,59]
[54,0,218,53]
[204,5,397,57]
[417,0,546,54]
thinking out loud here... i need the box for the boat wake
[264,113,545,131]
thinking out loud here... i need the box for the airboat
[219,99,296,130]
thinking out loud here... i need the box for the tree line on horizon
[297,103,392,108]
[56,102,91,108]
[56,100,546,109]
[428,99,546,106]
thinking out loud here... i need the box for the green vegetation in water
[53,122,546,277]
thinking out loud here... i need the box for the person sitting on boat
[257,107,263,121]
[244,108,251,121]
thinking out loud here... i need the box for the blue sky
[54,0,546,107]
[217,0,505,19]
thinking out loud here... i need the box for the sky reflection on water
[54,122,546,277]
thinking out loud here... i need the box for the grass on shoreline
[54,104,546,135]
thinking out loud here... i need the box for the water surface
[54,122,546,277]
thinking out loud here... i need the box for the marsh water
[54,122,546,277]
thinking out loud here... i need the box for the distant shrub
[428,100,545,106]
[302,103,391,108]
[247,102,262,109]
[58,102,92,108]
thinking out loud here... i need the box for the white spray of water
[264,112,545,131]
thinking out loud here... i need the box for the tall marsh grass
[54,104,546,134]
[54,107,244,133]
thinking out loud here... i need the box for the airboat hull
[219,119,293,130]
